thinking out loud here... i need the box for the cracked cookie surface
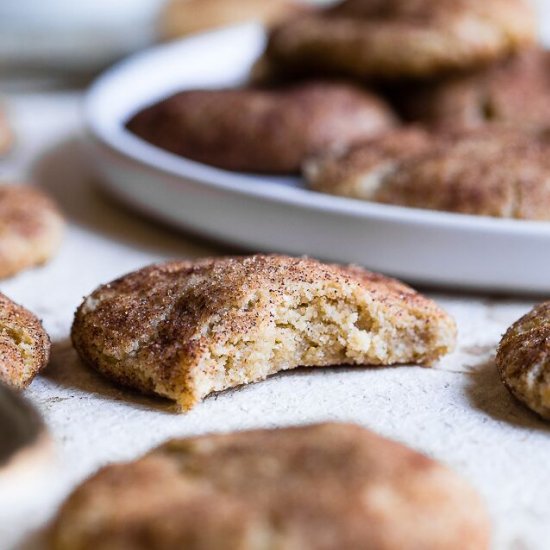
[71,255,456,411]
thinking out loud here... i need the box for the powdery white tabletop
[0,91,549,550]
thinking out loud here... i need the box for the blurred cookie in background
[160,0,304,41]
[49,423,490,550]
[497,302,550,421]
[0,185,64,279]
[397,49,550,130]
[0,292,51,390]
[0,385,46,468]
[126,81,397,173]
[71,255,455,411]
[0,0,164,73]
[265,0,536,80]
[306,126,550,220]
[0,107,13,155]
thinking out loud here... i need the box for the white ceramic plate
[85,23,550,294]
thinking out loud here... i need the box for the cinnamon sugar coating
[160,0,301,40]
[401,49,550,130]
[49,423,490,550]
[306,127,550,220]
[0,185,64,279]
[0,293,50,390]
[497,302,550,420]
[126,82,396,173]
[71,255,456,411]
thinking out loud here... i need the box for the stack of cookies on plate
[128,0,550,221]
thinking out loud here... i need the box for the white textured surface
[0,93,550,550]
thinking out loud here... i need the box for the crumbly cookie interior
[186,281,447,410]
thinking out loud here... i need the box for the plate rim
[84,22,550,239]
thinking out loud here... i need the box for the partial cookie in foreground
[496,302,550,420]
[49,423,490,550]
[0,293,50,390]
[0,384,50,486]
[126,81,396,173]
[399,49,550,130]
[306,126,550,220]
[265,0,536,80]
[160,0,301,41]
[72,255,456,411]
[0,185,64,279]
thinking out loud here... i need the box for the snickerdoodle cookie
[401,49,550,130]
[0,293,50,390]
[126,82,396,173]
[49,423,490,550]
[306,127,550,220]
[71,255,456,411]
[0,185,64,279]
[496,302,550,420]
[265,0,536,80]
[160,0,301,40]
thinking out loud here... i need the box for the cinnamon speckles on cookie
[496,302,550,420]
[126,82,396,173]
[306,127,550,220]
[0,293,50,390]
[160,0,301,40]
[0,185,64,279]
[0,108,13,156]
[71,255,456,411]
[49,423,490,550]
